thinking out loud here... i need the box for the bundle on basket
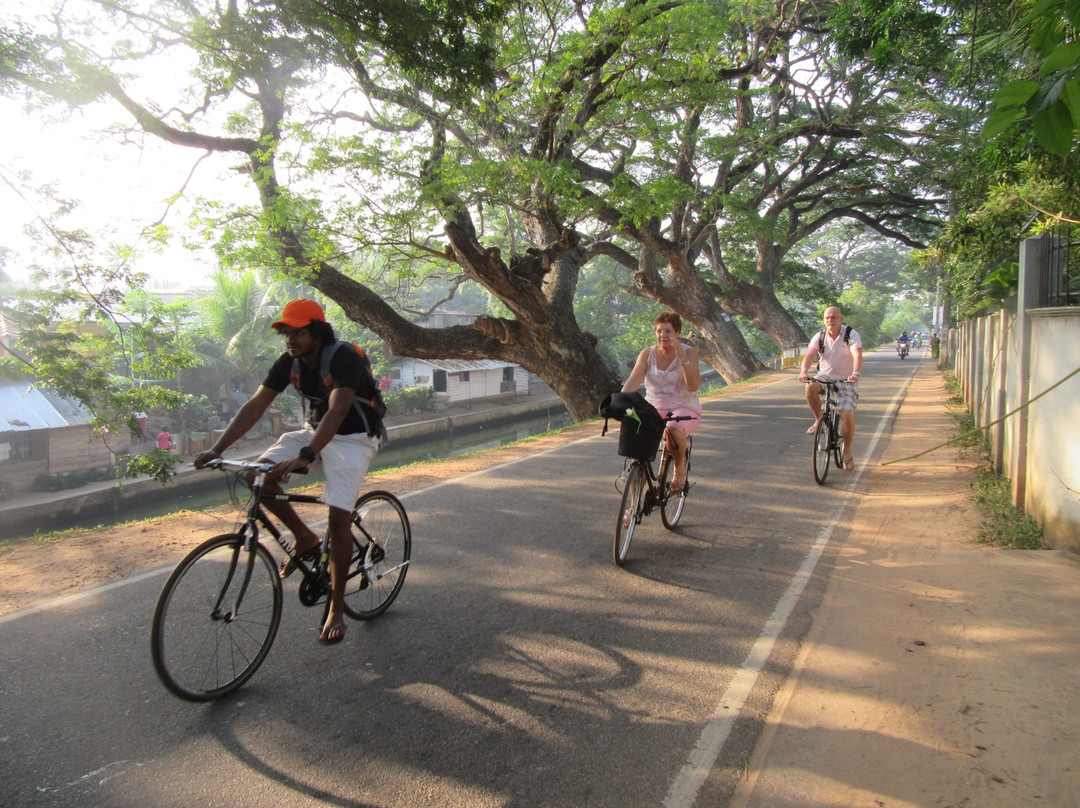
[598,391,665,462]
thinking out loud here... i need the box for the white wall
[957,307,1080,552]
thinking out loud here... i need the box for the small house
[0,379,132,496]
[387,358,532,404]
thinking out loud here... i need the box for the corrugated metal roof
[391,358,514,373]
[0,380,93,433]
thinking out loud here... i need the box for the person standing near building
[194,299,384,645]
[799,306,863,471]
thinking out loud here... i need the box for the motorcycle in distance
[897,340,910,359]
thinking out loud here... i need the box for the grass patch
[941,371,1044,549]
[971,467,1044,549]
[2,511,206,548]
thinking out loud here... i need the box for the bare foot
[278,540,321,579]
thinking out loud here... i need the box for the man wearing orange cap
[195,299,382,645]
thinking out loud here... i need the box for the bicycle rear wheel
[151,533,282,702]
[343,491,411,620]
[812,412,832,485]
[661,439,691,529]
[614,463,646,566]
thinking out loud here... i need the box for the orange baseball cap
[271,299,325,329]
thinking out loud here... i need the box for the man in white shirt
[798,306,864,470]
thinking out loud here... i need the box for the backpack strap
[818,326,852,350]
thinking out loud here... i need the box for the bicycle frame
[249,471,398,593]
[808,378,846,485]
[612,415,694,566]
[201,461,335,622]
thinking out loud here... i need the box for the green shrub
[385,386,436,413]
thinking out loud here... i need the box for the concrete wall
[1025,310,1080,550]
[954,236,1080,552]
[48,425,129,475]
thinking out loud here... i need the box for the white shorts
[260,426,379,512]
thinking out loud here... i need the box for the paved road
[0,349,919,808]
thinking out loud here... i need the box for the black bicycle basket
[599,391,665,462]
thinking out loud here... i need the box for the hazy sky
[0,92,235,288]
[0,0,225,287]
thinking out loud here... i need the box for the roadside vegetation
[942,372,1044,549]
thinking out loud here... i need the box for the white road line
[0,567,171,625]
[663,377,912,808]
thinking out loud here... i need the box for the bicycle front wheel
[151,534,282,702]
[832,411,845,468]
[660,440,690,529]
[344,491,411,620]
[614,463,646,566]
[812,412,832,485]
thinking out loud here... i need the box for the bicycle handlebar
[663,413,697,423]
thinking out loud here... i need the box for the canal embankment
[0,393,568,539]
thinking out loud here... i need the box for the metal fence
[1045,227,1079,307]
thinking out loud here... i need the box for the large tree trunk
[627,249,765,382]
[312,249,620,423]
[720,277,809,348]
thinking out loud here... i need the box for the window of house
[1,431,44,463]
[459,371,470,382]
[503,367,514,381]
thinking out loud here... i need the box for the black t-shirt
[263,346,369,435]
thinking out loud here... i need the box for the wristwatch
[298,446,316,462]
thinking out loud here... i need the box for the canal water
[52,408,573,532]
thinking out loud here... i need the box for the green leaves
[982,1,1080,157]
[985,75,1080,157]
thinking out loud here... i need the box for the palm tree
[197,270,277,399]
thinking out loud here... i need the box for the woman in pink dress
[621,312,702,491]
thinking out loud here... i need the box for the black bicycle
[151,458,411,701]
[613,414,694,566]
[807,378,847,485]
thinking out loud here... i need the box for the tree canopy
[0,0,1052,422]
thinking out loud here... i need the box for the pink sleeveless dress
[643,346,701,435]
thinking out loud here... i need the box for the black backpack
[291,340,388,442]
[598,391,666,462]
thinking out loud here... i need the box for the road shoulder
[731,361,1080,807]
